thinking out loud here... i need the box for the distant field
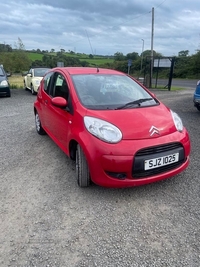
[26,52,44,61]
[79,58,114,65]
[26,52,114,65]
[8,75,24,89]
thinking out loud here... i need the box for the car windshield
[72,74,158,110]
[34,68,50,77]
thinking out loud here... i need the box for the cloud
[1,0,200,56]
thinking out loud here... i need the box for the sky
[1,0,200,57]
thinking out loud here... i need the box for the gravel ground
[0,88,199,267]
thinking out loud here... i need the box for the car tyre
[31,84,36,95]
[76,144,90,187]
[35,112,46,135]
[24,81,28,90]
[196,106,200,111]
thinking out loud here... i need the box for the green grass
[25,51,114,65]
[152,85,185,91]
[26,52,44,61]
[170,87,185,91]
[8,75,24,89]
[79,58,114,65]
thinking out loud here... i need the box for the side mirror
[51,97,68,109]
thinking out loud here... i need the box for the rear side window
[50,73,69,100]
[44,72,54,93]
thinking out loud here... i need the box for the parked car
[0,65,11,97]
[193,80,200,111]
[34,67,190,188]
[24,67,50,95]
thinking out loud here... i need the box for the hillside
[26,51,114,66]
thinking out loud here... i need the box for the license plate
[144,153,179,170]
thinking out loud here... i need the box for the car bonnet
[0,75,7,82]
[85,103,177,140]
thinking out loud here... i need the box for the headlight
[171,110,183,132]
[0,80,8,86]
[84,116,122,143]
[34,80,40,85]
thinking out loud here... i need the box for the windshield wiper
[116,98,153,110]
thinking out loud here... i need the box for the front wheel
[196,106,200,111]
[24,81,27,90]
[35,112,46,135]
[76,145,90,187]
[31,84,36,95]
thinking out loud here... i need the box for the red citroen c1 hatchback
[34,67,190,188]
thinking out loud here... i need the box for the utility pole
[140,39,144,75]
[150,7,154,88]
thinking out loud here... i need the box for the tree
[189,50,200,77]
[142,50,163,58]
[0,52,13,72]
[126,52,139,60]
[42,54,56,68]
[31,59,44,67]
[114,52,125,61]
[12,37,31,72]
[0,43,12,52]
[3,38,31,72]
[178,50,189,57]
[14,37,25,51]
[81,61,90,67]
[173,56,191,78]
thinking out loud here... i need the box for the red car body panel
[80,130,190,187]
[85,104,177,140]
[34,67,190,188]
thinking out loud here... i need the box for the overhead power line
[129,0,168,21]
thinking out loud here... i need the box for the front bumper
[193,94,200,107]
[0,86,10,96]
[82,129,190,188]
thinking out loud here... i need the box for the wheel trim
[35,114,41,132]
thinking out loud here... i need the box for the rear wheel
[76,144,90,187]
[196,106,200,111]
[35,112,46,135]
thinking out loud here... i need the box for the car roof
[51,67,125,75]
[32,67,50,69]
